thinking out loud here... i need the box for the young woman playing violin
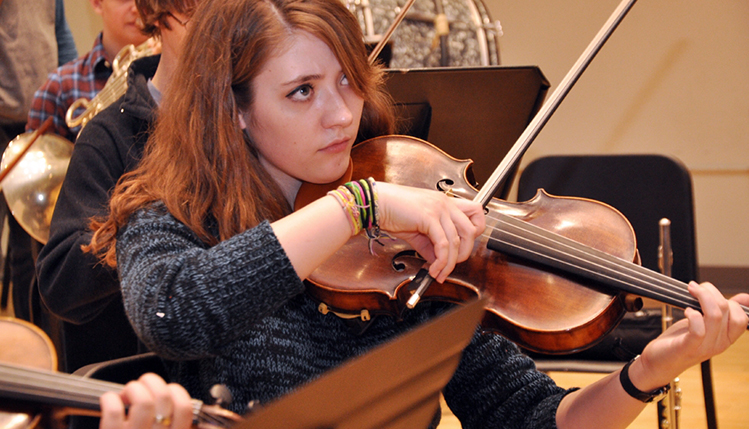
[86,0,749,427]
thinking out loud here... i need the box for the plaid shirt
[26,33,113,142]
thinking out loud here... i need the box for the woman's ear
[89,0,104,14]
[238,113,248,130]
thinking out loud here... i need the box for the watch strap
[619,355,670,403]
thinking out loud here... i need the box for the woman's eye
[288,84,313,100]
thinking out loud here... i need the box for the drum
[347,0,502,68]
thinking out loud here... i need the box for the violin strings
[196,410,237,428]
[438,191,690,305]
[444,191,694,305]
[0,362,230,427]
[0,362,117,407]
[444,190,701,308]
[480,210,749,315]
[481,210,700,308]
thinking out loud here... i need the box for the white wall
[485,0,749,268]
[62,0,101,55]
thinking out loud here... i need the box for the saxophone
[65,38,161,133]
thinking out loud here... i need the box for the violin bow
[367,0,418,64]
[474,0,638,205]
[408,0,639,307]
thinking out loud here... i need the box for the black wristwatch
[619,355,671,403]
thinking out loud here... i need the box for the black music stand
[385,66,549,198]
[234,298,486,429]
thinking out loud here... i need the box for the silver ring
[154,414,172,426]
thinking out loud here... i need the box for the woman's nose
[321,90,354,129]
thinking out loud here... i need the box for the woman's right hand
[375,182,485,283]
[274,181,484,283]
[99,373,193,429]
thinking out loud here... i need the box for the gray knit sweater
[117,203,571,428]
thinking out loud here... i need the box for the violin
[0,318,239,429]
[300,135,635,353]
[299,135,749,354]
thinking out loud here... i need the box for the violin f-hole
[436,178,454,193]
[391,250,425,272]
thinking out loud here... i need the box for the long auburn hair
[86,0,396,268]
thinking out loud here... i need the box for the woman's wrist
[625,353,675,393]
[327,178,381,245]
[619,355,671,403]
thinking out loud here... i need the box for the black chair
[516,154,717,429]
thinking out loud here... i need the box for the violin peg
[209,384,233,408]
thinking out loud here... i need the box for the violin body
[0,318,58,429]
[306,135,641,354]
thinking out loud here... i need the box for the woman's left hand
[99,373,193,429]
[633,282,748,390]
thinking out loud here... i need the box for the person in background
[0,0,77,322]
[35,0,199,373]
[85,0,749,428]
[8,0,146,340]
[26,0,149,142]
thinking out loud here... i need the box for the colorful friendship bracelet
[344,181,367,227]
[363,177,389,254]
[327,186,361,235]
[327,177,382,251]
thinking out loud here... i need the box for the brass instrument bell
[0,132,74,244]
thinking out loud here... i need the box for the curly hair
[135,0,199,37]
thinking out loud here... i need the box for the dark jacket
[35,55,160,372]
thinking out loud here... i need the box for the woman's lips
[320,138,351,154]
